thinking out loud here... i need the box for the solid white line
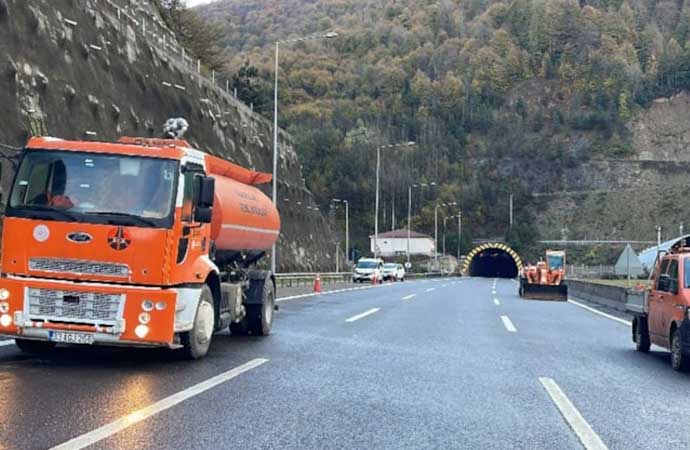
[0,339,14,347]
[501,315,517,332]
[492,290,496,295]
[494,298,500,306]
[49,358,268,450]
[402,294,416,300]
[568,299,631,326]
[539,377,609,450]
[276,283,391,303]
[345,307,380,323]
[426,288,435,292]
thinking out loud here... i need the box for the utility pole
[681,222,684,237]
[457,212,462,260]
[407,186,412,264]
[509,194,513,228]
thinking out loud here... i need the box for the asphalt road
[1,277,689,450]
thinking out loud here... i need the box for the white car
[382,263,405,281]
[353,258,384,283]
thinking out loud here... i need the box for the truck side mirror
[195,206,213,224]
[198,176,215,208]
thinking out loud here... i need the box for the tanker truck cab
[632,248,690,371]
[0,136,280,359]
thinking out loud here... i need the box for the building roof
[369,229,432,239]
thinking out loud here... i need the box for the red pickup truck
[630,247,690,371]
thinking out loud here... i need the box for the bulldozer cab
[546,251,565,271]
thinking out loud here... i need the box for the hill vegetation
[192,0,690,259]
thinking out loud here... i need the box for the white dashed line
[494,298,500,306]
[501,315,517,332]
[442,284,448,288]
[402,294,416,300]
[345,308,381,323]
[426,288,436,292]
[0,340,14,347]
[49,358,268,450]
[539,377,609,450]
[567,299,631,326]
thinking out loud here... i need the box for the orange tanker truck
[0,128,280,359]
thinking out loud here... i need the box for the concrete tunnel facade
[462,242,523,278]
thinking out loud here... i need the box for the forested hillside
[198,0,690,259]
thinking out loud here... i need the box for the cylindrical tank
[210,175,280,252]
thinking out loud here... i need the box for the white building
[370,229,435,257]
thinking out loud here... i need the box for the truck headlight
[0,314,12,327]
[138,312,151,324]
[135,324,149,338]
[141,300,154,312]
[0,302,8,313]
[0,289,10,300]
[155,301,167,311]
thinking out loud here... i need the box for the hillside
[0,0,339,271]
[198,0,690,261]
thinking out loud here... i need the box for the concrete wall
[566,280,645,313]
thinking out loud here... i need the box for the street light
[407,182,436,264]
[374,141,416,259]
[271,31,339,273]
[333,198,349,265]
[457,211,462,260]
[434,202,457,264]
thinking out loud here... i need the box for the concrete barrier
[566,280,643,313]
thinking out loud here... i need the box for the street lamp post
[333,198,349,266]
[434,202,457,265]
[374,141,415,259]
[407,182,436,264]
[271,31,338,274]
[457,211,462,260]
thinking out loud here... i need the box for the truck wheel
[634,319,650,353]
[671,329,689,372]
[247,281,275,336]
[181,285,214,359]
[15,338,56,353]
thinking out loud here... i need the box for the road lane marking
[0,340,14,347]
[276,283,392,302]
[345,308,380,323]
[49,358,268,450]
[501,315,517,332]
[426,288,435,292]
[567,299,631,326]
[402,294,416,300]
[442,284,448,288]
[539,377,609,450]
[494,298,500,306]
[492,290,496,295]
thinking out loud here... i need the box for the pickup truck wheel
[15,338,56,353]
[671,329,689,371]
[181,285,214,359]
[247,281,275,336]
[634,319,650,353]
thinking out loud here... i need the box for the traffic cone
[313,273,322,293]
[371,274,378,285]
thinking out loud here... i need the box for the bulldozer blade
[519,283,568,301]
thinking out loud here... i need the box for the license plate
[48,331,95,345]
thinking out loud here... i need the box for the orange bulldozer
[518,250,568,301]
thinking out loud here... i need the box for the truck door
[648,258,670,344]
[661,258,680,343]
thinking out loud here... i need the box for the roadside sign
[404,262,412,270]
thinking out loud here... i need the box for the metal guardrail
[274,271,451,288]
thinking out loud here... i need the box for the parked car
[382,263,405,281]
[353,258,384,283]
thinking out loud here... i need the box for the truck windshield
[7,150,178,228]
[547,254,564,270]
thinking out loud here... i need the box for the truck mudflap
[519,278,568,301]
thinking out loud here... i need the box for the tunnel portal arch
[462,242,523,278]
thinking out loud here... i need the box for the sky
[185,0,217,6]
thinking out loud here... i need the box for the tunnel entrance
[463,243,523,278]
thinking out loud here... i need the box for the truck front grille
[29,258,130,278]
[27,288,123,324]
